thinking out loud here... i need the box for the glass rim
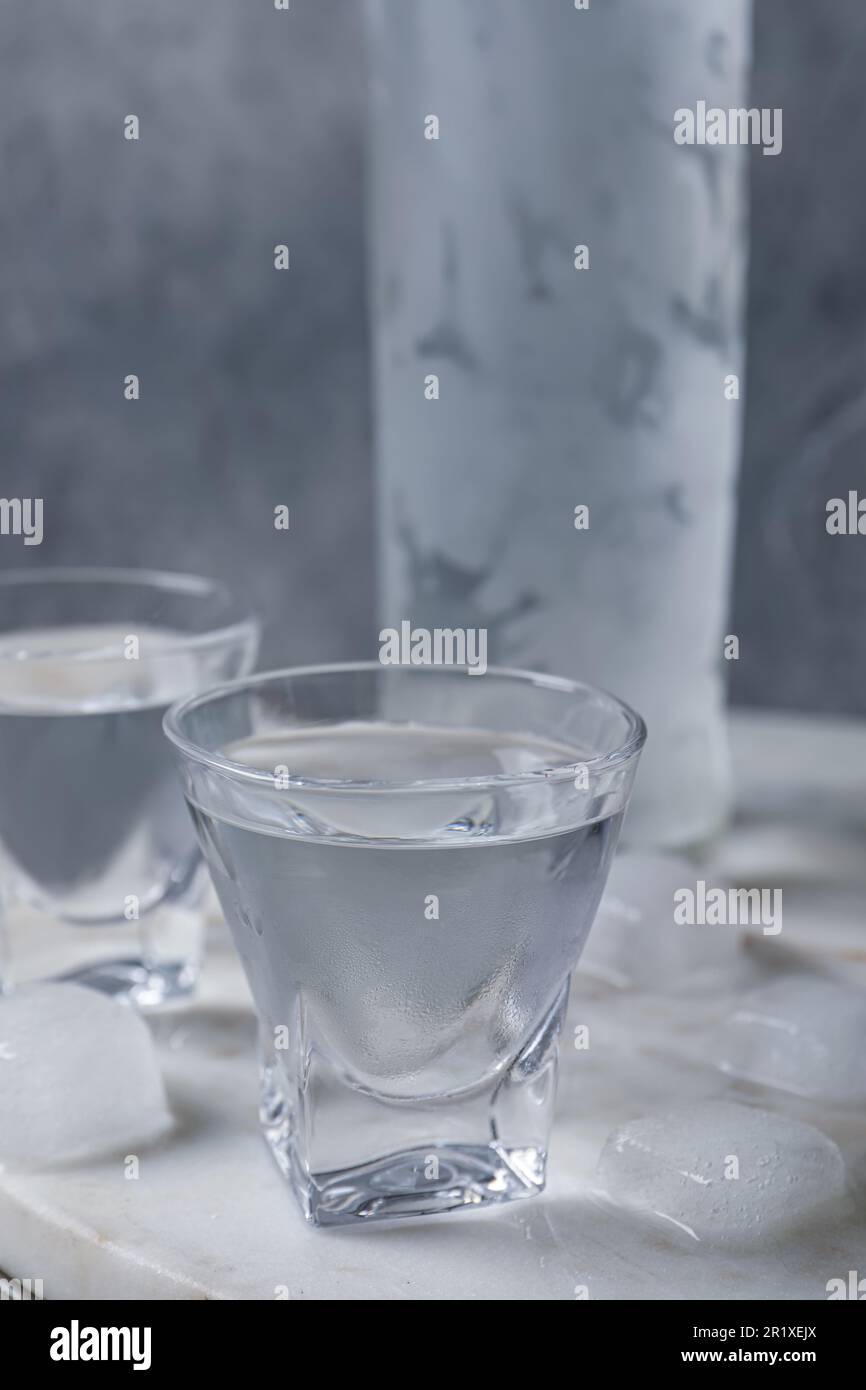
[0,566,259,662]
[163,661,647,794]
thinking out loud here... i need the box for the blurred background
[0,0,863,713]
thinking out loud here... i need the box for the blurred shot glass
[0,568,258,1005]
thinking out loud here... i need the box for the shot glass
[0,568,258,1004]
[164,663,645,1225]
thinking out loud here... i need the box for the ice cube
[713,976,866,1105]
[0,983,171,1165]
[597,1099,845,1244]
[579,852,740,991]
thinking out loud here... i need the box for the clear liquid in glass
[190,720,623,1223]
[0,624,206,999]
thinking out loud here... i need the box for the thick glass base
[267,1136,545,1226]
[0,890,205,1007]
[58,956,198,1008]
[259,981,568,1228]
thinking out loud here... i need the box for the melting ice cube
[579,852,740,990]
[597,1099,845,1244]
[0,983,171,1165]
[713,976,866,1106]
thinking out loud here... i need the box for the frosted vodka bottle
[367,0,750,847]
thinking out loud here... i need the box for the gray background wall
[1,0,864,715]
